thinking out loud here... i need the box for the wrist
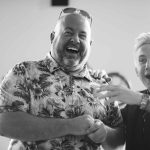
[139,93,149,110]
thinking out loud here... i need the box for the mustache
[66,42,82,51]
[67,40,80,47]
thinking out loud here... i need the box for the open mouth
[145,74,150,79]
[66,46,79,54]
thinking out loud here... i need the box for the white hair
[134,32,150,50]
[133,32,150,66]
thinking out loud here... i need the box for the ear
[50,31,55,43]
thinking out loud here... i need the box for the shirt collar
[46,52,92,81]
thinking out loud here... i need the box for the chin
[65,64,83,72]
[63,60,79,67]
[66,65,79,71]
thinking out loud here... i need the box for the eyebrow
[64,27,73,31]
[139,54,146,57]
[64,27,87,34]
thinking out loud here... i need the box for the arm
[87,120,125,148]
[98,85,150,113]
[98,85,145,105]
[101,125,125,149]
[0,112,96,141]
[97,85,142,105]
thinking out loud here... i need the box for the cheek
[53,35,66,47]
[135,63,144,75]
[82,42,91,53]
[138,67,144,77]
[137,67,147,83]
[53,40,65,54]
[81,48,90,59]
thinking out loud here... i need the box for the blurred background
[0,0,150,148]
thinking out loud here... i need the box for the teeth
[67,47,78,51]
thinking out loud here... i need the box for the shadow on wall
[108,72,131,89]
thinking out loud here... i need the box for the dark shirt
[121,90,150,150]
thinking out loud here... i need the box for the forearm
[101,125,125,149]
[0,112,71,141]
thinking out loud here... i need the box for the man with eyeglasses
[0,7,123,150]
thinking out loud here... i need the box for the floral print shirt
[0,53,122,150]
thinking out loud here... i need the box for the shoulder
[1,59,45,85]
[11,58,47,75]
[88,69,111,84]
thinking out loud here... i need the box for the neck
[49,52,86,75]
[61,65,85,75]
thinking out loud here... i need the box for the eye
[79,33,87,39]
[64,30,73,36]
[139,57,147,64]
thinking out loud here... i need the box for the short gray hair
[134,32,150,50]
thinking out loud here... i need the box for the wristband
[140,93,149,110]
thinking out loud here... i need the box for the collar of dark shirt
[46,52,92,81]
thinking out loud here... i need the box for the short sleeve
[0,63,30,113]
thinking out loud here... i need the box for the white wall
[0,0,149,148]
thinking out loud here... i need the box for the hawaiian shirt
[0,53,122,150]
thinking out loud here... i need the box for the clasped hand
[71,115,107,144]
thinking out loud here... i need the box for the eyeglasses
[59,7,92,26]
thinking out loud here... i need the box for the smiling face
[50,14,92,73]
[135,44,150,90]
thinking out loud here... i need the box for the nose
[70,34,80,44]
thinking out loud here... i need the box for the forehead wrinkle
[58,14,90,26]
[57,17,90,34]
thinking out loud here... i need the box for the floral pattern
[0,53,122,150]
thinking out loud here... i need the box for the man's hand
[68,115,100,136]
[88,120,107,143]
[97,84,142,105]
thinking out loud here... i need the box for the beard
[51,40,90,72]
[60,56,81,72]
